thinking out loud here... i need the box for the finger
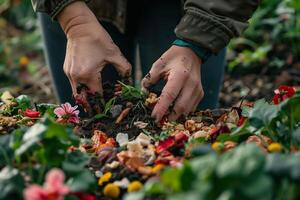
[152,69,188,122]
[168,84,199,121]
[109,53,132,78]
[141,57,166,91]
[191,89,204,112]
[63,55,78,96]
[85,72,103,95]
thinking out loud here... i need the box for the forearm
[57,1,98,39]
[175,0,260,53]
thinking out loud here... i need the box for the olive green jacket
[31,0,259,54]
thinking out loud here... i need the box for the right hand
[58,1,131,96]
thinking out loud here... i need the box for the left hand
[141,45,204,123]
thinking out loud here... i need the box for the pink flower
[24,169,69,200]
[54,103,80,124]
[24,185,47,200]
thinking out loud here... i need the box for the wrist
[173,39,212,63]
[58,1,98,39]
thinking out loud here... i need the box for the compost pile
[1,83,300,200]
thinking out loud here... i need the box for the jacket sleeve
[31,0,90,20]
[175,0,260,54]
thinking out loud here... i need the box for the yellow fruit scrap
[98,172,112,186]
[103,183,120,198]
[128,181,143,193]
[151,164,164,174]
[212,142,223,153]
[19,56,29,66]
[268,142,282,152]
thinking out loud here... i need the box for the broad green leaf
[161,168,181,192]
[62,151,90,175]
[0,167,24,199]
[216,144,265,179]
[15,123,46,156]
[248,99,280,128]
[239,175,272,199]
[66,170,95,192]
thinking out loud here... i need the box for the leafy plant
[118,81,145,101]
[126,143,300,200]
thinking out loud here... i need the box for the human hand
[58,1,131,96]
[142,45,204,123]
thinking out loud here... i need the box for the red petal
[156,137,175,154]
[175,131,189,143]
[238,116,246,127]
[24,109,40,118]
[273,94,280,105]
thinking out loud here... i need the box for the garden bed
[1,82,300,200]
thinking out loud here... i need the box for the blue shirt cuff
[173,39,212,63]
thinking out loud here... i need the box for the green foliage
[94,97,116,119]
[228,0,300,71]
[118,81,145,101]
[129,144,300,200]
[220,94,300,148]
[0,116,96,199]
[0,94,31,116]
[0,167,25,200]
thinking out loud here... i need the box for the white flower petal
[116,133,129,147]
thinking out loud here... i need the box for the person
[31,0,259,122]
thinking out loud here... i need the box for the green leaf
[248,99,280,129]
[63,151,90,175]
[216,144,265,179]
[265,153,300,181]
[15,123,47,156]
[278,95,300,130]
[93,113,107,120]
[0,167,24,199]
[124,192,145,200]
[0,135,13,166]
[292,127,300,145]
[118,81,145,101]
[239,175,272,199]
[144,181,166,196]
[66,170,95,192]
[161,168,182,192]
[104,97,116,115]
[15,95,31,111]
[180,164,196,191]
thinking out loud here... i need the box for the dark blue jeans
[38,0,225,110]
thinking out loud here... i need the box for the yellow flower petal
[152,164,164,174]
[128,181,143,193]
[103,183,120,198]
[212,142,223,153]
[268,142,282,152]
[19,56,29,66]
[98,172,112,186]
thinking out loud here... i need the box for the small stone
[110,105,123,118]
[95,170,103,178]
[116,133,129,147]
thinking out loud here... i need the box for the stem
[27,154,33,180]
[38,163,46,184]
